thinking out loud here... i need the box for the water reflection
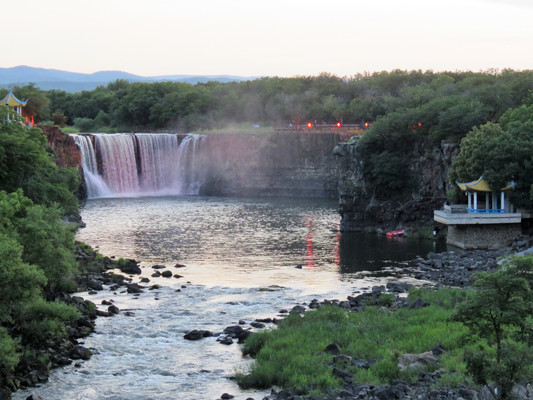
[338,231,446,273]
[77,196,442,289]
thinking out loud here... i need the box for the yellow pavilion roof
[0,91,28,107]
[456,177,515,192]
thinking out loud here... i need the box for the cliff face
[41,126,81,169]
[335,137,459,231]
[197,132,340,198]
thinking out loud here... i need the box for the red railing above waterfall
[275,122,369,137]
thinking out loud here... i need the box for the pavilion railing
[467,208,505,214]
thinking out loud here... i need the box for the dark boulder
[218,336,234,345]
[409,298,429,309]
[372,382,411,400]
[69,345,92,360]
[223,325,244,337]
[386,281,413,293]
[108,305,120,314]
[184,330,212,340]
[117,259,141,274]
[86,278,104,291]
[290,305,306,314]
[126,283,145,294]
[161,270,173,278]
[324,343,342,355]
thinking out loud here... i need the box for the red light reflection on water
[304,216,316,267]
[333,232,341,265]
[303,216,341,268]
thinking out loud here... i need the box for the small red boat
[386,229,405,237]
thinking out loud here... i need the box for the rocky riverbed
[9,239,533,400]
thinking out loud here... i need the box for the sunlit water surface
[14,196,441,400]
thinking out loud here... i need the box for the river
[14,196,441,400]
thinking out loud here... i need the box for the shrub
[0,327,20,376]
[17,298,80,344]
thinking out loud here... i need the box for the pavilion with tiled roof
[0,90,28,121]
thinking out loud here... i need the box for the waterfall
[72,133,205,198]
[71,134,113,198]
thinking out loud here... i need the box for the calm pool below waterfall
[14,196,442,400]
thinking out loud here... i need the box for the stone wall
[447,224,522,250]
[197,132,340,198]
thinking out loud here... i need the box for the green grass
[237,288,472,394]
[61,126,80,133]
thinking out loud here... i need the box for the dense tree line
[1,70,531,133]
[0,113,81,387]
[1,69,532,202]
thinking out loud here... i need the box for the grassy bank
[237,288,473,395]
[237,256,533,398]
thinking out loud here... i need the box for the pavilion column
[467,192,472,209]
[485,193,489,211]
[501,192,505,212]
[492,192,497,210]
[473,192,478,210]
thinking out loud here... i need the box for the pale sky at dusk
[2,0,532,77]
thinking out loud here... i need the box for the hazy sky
[3,0,532,77]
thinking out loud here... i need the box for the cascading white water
[175,134,204,194]
[95,133,139,194]
[71,134,113,198]
[72,133,205,198]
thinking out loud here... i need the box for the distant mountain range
[0,66,258,92]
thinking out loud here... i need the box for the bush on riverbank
[237,288,471,395]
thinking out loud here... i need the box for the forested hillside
[0,115,83,393]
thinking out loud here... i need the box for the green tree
[12,84,51,123]
[0,121,79,214]
[0,232,47,323]
[450,105,533,209]
[0,190,78,293]
[452,256,533,399]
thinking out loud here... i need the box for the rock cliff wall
[335,137,459,231]
[41,126,82,169]
[197,132,340,198]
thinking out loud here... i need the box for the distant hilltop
[0,65,259,92]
